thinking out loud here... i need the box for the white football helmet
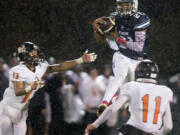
[116,0,138,16]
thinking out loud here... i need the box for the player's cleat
[97,103,108,117]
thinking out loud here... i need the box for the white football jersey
[120,81,173,133]
[2,61,49,110]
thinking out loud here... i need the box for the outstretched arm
[45,50,97,73]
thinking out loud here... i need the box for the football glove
[116,37,127,45]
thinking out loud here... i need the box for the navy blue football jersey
[109,12,150,60]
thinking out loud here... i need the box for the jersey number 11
[142,94,161,124]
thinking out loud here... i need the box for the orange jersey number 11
[142,94,161,124]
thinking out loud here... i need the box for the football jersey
[120,81,173,133]
[107,12,150,60]
[2,61,49,110]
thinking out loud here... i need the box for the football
[97,17,115,35]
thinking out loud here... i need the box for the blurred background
[0,0,180,134]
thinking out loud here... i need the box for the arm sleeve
[126,31,146,52]
[126,12,150,52]
[92,95,130,128]
[158,103,173,135]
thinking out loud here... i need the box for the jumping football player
[0,42,97,135]
[92,0,151,116]
[85,60,173,135]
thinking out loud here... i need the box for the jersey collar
[136,78,157,84]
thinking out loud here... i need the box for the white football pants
[112,52,140,81]
[0,102,27,135]
[103,52,141,103]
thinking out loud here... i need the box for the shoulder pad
[165,86,173,102]
[38,60,49,66]
[133,12,150,31]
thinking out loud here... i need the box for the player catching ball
[92,0,151,116]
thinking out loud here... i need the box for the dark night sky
[0,0,180,73]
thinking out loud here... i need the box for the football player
[85,60,173,135]
[0,42,97,135]
[92,0,151,116]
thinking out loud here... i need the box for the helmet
[17,42,44,65]
[135,59,159,80]
[116,0,138,17]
